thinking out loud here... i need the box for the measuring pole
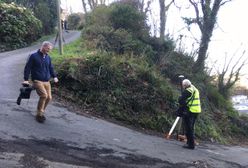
[166,75,185,139]
[177,75,185,139]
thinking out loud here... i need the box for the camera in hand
[16,83,33,105]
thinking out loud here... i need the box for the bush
[67,13,85,30]
[82,3,153,57]
[85,5,112,27]
[55,53,178,132]
[109,2,149,39]
[144,36,175,64]
[160,51,194,80]
[83,26,154,56]
[2,0,57,35]
[0,3,42,51]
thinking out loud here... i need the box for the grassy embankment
[50,39,248,145]
[51,39,178,133]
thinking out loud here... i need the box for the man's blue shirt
[24,50,56,81]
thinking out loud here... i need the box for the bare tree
[82,0,109,13]
[82,0,88,14]
[184,0,232,72]
[87,0,94,10]
[159,0,174,40]
[144,0,152,15]
[216,50,247,98]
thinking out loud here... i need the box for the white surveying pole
[57,0,63,55]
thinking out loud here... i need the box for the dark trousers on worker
[183,112,198,147]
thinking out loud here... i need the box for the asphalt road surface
[0,31,247,168]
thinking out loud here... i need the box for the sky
[164,0,248,86]
[61,0,248,86]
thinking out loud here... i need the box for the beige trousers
[33,80,52,116]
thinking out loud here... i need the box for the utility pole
[57,0,63,55]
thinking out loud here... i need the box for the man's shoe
[182,144,195,150]
[36,115,45,123]
[41,115,46,121]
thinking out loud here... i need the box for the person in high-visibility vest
[178,79,201,149]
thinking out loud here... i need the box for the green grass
[50,39,101,64]
[51,39,86,64]
[51,40,81,57]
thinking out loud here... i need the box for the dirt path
[0,31,247,168]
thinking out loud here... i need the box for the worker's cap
[182,79,191,87]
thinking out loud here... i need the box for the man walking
[23,41,58,123]
[177,79,201,149]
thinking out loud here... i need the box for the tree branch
[220,0,232,6]
[165,0,175,10]
[189,0,203,31]
[217,49,247,98]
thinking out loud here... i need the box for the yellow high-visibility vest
[186,85,201,113]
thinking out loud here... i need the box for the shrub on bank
[0,3,42,52]
[55,53,178,132]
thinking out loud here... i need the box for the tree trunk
[88,0,93,10]
[193,27,212,72]
[191,0,225,73]
[159,0,166,40]
[82,0,88,14]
